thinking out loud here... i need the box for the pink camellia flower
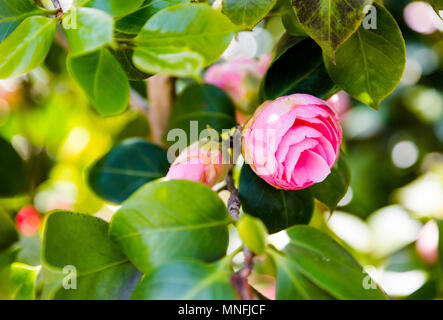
[204,54,272,114]
[166,140,229,187]
[242,94,342,190]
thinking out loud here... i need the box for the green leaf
[67,49,130,116]
[0,210,19,252]
[165,83,236,145]
[0,0,47,43]
[222,0,277,29]
[237,214,267,255]
[310,152,351,212]
[110,48,150,81]
[115,112,151,142]
[88,138,169,204]
[282,226,387,299]
[292,0,373,60]
[0,249,18,299]
[110,180,231,273]
[63,8,113,56]
[281,2,307,36]
[134,46,205,78]
[238,164,314,234]
[83,0,145,17]
[131,260,236,299]
[9,263,40,300]
[0,16,56,79]
[42,211,141,300]
[260,36,335,101]
[324,3,406,108]
[116,0,191,34]
[133,3,236,77]
[0,136,28,197]
[272,251,334,299]
[426,0,442,14]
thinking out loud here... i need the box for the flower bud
[242,94,342,190]
[166,140,229,187]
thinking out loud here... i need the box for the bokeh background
[0,0,442,299]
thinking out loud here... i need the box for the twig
[51,0,61,9]
[225,125,243,220]
[147,75,175,146]
[231,248,255,300]
[226,170,241,220]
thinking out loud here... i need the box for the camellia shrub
[0,0,440,301]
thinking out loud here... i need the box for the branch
[226,170,241,221]
[51,0,61,9]
[225,125,243,220]
[231,248,255,300]
[147,75,175,146]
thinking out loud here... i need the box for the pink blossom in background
[327,90,351,116]
[257,54,272,76]
[204,54,272,114]
[416,220,439,265]
[243,94,342,190]
[166,141,229,187]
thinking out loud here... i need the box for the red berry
[15,205,42,236]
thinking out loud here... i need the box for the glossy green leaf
[292,0,372,60]
[67,49,130,116]
[260,36,335,101]
[9,263,40,300]
[237,214,267,255]
[63,8,113,56]
[272,251,334,299]
[165,83,236,145]
[133,3,236,77]
[0,210,19,251]
[134,46,205,78]
[83,0,144,17]
[310,152,351,212]
[0,136,28,197]
[0,249,18,299]
[42,211,141,300]
[238,164,314,234]
[222,0,277,29]
[131,260,236,300]
[88,138,169,204]
[281,1,307,36]
[324,3,406,108]
[0,16,56,79]
[283,226,387,299]
[116,0,190,34]
[110,48,150,81]
[115,112,151,142]
[110,180,231,273]
[0,0,47,43]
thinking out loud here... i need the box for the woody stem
[51,0,61,9]
[226,170,240,221]
[231,248,255,300]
